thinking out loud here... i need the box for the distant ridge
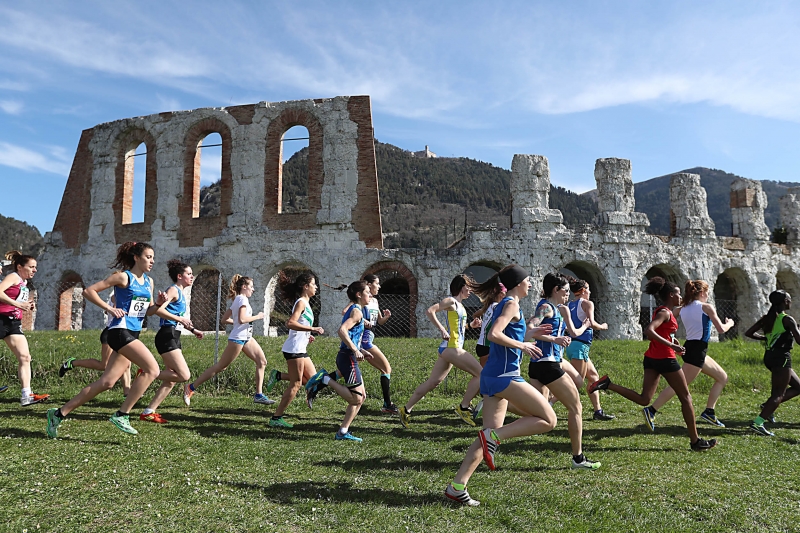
[0,214,44,259]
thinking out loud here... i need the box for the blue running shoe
[0,385,8,393]
[305,368,327,391]
[334,431,362,442]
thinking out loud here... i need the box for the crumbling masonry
[34,95,800,339]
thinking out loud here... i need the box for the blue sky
[2,1,800,234]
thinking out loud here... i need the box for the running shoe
[642,407,656,432]
[593,409,615,421]
[269,417,294,428]
[690,437,718,451]
[59,357,76,378]
[699,410,725,427]
[139,412,168,424]
[21,393,49,407]
[305,368,327,392]
[759,404,776,423]
[381,403,399,415]
[109,413,138,435]
[571,457,602,470]
[444,484,480,506]
[266,369,279,393]
[399,406,411,429]
[478,428,500,470]
[46,408,62,438]
[334,431,362,442]
[135,368,143,379]
[0,385,8,393]
[473,399,484,421]
[750,422,774,437]
[183,383,194,407]
[455,404,477,427]
[254,394,276,405]
[588,375,610,394]
[305,387,318,410]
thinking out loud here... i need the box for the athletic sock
[460,404,471,410]
[142,408,155,415]
[646,405,657,416]
[275,371,282,380]
[573,453,585,464]
[754,415,766,426]
[188,383,196,392]
[704,407,715,415]
[322,375,331,385]
[380,374,391,405]
[115,410,129,418]
[271,415,282,421]
[55,408,65,420]
[21,387,31,397]
[451,482,466,491]
[338,426,348,435]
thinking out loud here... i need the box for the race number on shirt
[15,287,29,303]
[128,297,150,318]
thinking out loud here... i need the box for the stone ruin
[32,95,800,340]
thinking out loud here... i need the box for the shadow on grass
[226,480,442,507]
[315,456,451,471]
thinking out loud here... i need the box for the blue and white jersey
[109,271,152,332]
[568,298,593,345]
[533,299,565,363]
[340,304,365,351]
[483,297,526,378]
[159,285,187,328]
[680,300,712,342]
[476,302,499,348]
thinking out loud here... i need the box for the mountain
[0,214,44,258]
[631,167,800,236]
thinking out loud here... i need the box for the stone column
[779,187,800,245]
[669,173,715,238]
[510,155,563,228]
[594,158,649,228]
[730,178,770,240]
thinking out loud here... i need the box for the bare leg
[117,342,161,414]
[652,364,702,411]
[191,342,243,389]
[241,339,267,395]
[405,356,453,410]
[608,369,661,406]
[5,335,31,390]
[547,375,584,456]
[146,349,191,412]
[366,346,391,374]
[60,352,131,416]
[439,348,483,407]
[759,368,800,418]
[584,360,603,412]
[661,369,698,442]
[700,357,728,409]
[274,358,310,417]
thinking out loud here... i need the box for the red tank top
[644,306,678,360]
[0,274,27,320]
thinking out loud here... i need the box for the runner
[529,273,600,469]
[359,274,399,414]
[744,289,800,436]
[0,250,49,406]
[183,275,274,406]
[46,241,164,437]
[588,276,717,451]
[398,274,482,428]
[139,259,204,423]
[59,293,132,396]
[644,279,732,429]
[445,265,556,506]
[304,280,372,441]
[564,278,614,421]
[266,271,324,428]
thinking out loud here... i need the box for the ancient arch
[640,264,688,338]
[560,260,610,340]
[56,272,84,331]
[363,260,419,337]
[113,127,158,243]
[776,269,800,321]
[714,267,752,340]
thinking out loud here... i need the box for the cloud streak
[0,142,71,175]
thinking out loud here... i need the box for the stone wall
[34,95,800,340]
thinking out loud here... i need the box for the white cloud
[0,142,71,175]
[0,100,23,114]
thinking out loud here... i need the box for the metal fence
[370,294,413,338]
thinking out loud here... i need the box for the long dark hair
[346,280,368,303]
[450,274,473,297]
[542,272,570,298]
[167,259,190,282]
[5,250,35,272]
[278,271,315,301]
[644,276,678,304]
[111,241,153,271]
[762,290,790,334]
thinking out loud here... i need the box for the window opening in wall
[280,125,310,214]
[129,142,146,224]
[197,132,222,218]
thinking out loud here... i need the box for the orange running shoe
[183,383,194,407]
[140,412,168,424]
[21,393,49,406]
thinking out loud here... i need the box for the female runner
[564,278,614,421]
[399,274,482,428]
[183,275,273,406]
[589,276,717,451]
[644,279,732,429]
[46,242,163,437]
[445,265,556,506]
[530,273,599,469]
[0,250,48,406]
[304,280,373,441]
[265,271,324,428]
[744,290,800,436]
[359,274,398,414]
[139,259,204,423]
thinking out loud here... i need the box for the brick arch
[363,261,418,337]
[178,118,234,247]
[263,108,324,229]
[56,271,84,331]
[114,127,158,243]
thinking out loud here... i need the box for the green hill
[0,214,44,259]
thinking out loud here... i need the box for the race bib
[128,297,150,318]
[15,287,29,303]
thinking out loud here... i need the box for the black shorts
[643,356,682,375]
[106,328,140,352]
[681,340,708,368]
[528,360,565,385]
[0,316,23,340]
[155,326,182,355]
[283,352,309,360]
[764,350,792,372]
[476,344,490,358]
[100,327,109,345]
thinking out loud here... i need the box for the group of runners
[2,245,800,506]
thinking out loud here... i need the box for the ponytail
[228,274,252,300]
[683,280,709,305]
[470,273,505,319]
[277,271,315,301]
[644,276,678,304]
[110,241,153,270]
[5,250,35,272]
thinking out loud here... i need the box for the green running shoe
[269,416,294,428]
[46,408,61,438]
[109,413,138,435]
[266,369,279,393]
[59,357,76,378]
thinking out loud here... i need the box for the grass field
[1,332,799,532]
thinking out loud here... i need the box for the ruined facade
[34,95,800,339]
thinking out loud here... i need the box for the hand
[155,291,168,306]
[470,317,482,329]
[179,317,194,330]
[16,301,32,311]
[598,322,609,330]
[440,329,450,341]
[554,336,571,347]
[382,309,392,318]
[309,335,315,343]
[194,330,205,339]
[253,312,265,322]
[673,342,686,354]
[361,349,374,360]
[521,342,542,359]
[29,300,35,312]
[354,349,364,361]
[723,317,734,327]
[529,323,552,336]
[109,307,126,318]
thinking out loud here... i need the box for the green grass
[1,332,799,532]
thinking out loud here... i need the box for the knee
[177,369,191,382]
[255,357,266,370]
[17,352,31,365]
[570,400,582,416]
[681,392,693,406]
[719,371,729,386]
[349,390,365,406]
[96,379,116,391]
[544,410,558,430]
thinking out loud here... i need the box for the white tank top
[281,299,314,353]
[229,295,254,341]
[680,300,712,342]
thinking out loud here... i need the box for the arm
[744,318,766,341]
[338,307,364,356]
[426,297,456,340]
[581,299,607,330]
[83,272,129,319]
[238,304,264,324]
[487,299,541,359]
[377,307,392,325]
[0,274,32,311]
[145,279,166,317]
[287,298,324,335]
[645,309,684,353]
[559,304,589,338]
[530,303,570,347]
[221,308,233,325]
[701,303,734,334]
[153,286,197,333]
